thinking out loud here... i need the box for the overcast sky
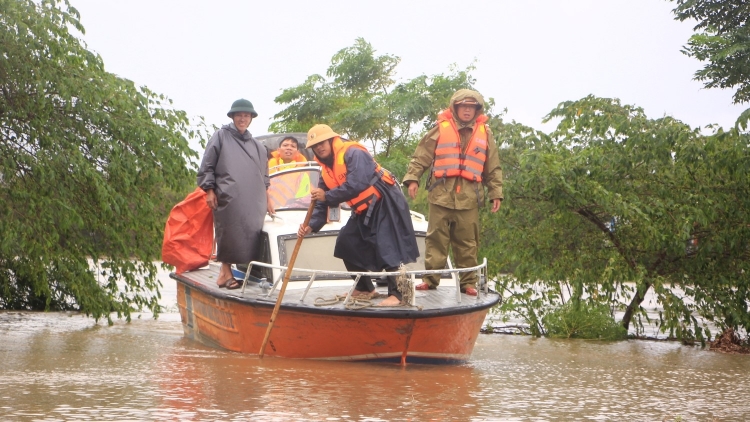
[71,0,746,153]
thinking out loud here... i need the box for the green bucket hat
[227,98,258,118]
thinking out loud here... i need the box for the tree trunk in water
[621,282,651,330]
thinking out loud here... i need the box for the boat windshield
[268,168,321,210]
[268,167,354,211]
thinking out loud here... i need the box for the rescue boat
[170,134,500,364]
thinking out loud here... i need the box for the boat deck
[171,263,500,319]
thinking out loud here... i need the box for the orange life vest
[269,150,307,174]
[315,137,395,214]
[432,109,489,182]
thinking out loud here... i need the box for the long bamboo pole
[258,199,316,357]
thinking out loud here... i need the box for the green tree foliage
[543,301,627,340]
[670,0,750,104]
[270,38,480,161]
[484,95,750,342]
[269,36,750,345]
[0,0,199,321]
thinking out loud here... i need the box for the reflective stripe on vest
[316,137,395,214]
[433,109,489,182]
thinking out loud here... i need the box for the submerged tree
[485,95,750,342]
[0,0,199,321]
[270,37,483,163]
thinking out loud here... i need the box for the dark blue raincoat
[309,148,419,271]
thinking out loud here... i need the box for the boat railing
[239,258,488,307]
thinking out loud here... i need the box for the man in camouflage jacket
[402,89,503,296]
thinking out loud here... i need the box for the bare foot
[377,295,401,307]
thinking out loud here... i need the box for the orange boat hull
[177,282,491,364]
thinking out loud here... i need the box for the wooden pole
[259,199,316,358]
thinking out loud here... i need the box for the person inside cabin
[268,136,308,174]
[197,98,275,290]
[402,89,503,296]
[267,136,312,208]
[296,124,419,306]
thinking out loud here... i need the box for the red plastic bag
[162,187,214,274]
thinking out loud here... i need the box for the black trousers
[343,261,402,300]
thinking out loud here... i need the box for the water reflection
[154,343,483,420]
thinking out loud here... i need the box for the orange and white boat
[170,134,500,365]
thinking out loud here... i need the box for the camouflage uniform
[402,89,503,289]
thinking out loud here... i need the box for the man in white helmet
[298,124,419,306]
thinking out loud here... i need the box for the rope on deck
[314,264,412,310]
[313,294,375,310]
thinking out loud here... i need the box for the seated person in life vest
[267,136,312,208]
[268,136,307,174]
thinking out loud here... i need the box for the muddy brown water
[1,270,749,421]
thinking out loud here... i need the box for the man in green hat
[226,98,258,118]
[197,98,272,289]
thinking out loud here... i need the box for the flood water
[2,269,750,421]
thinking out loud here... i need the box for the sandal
[216,277,234,288]
[225,279,243,290]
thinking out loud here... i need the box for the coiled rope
[395,264,412,305]
[314,294,375,310]
[314,264,413,310]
